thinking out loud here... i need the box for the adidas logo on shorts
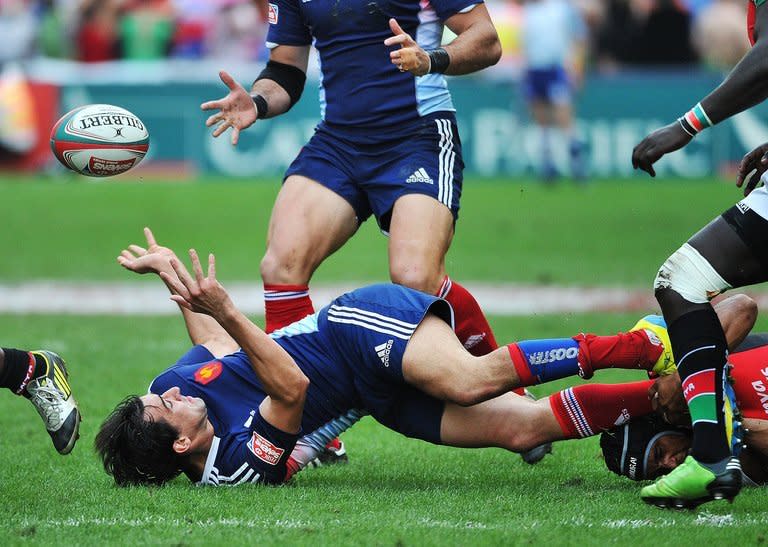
[375,340,394,367]
[406,168,434,184]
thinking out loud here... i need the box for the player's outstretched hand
[201,71,257,146]
[384,18,430,76]
[631,121,693,177]
[649,373,690,426]
[117,227,178,276]
[161,249,234,318]
[736,142,768,196]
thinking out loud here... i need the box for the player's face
[644,433,691,479]
[141,387,208,440]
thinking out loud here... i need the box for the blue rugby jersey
[266,0,481,130]
[149,284,452,485]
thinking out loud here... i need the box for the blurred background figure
[519,0,588,182]
[76,0,121,62]
[691,0,749,71]
[205,0,268,62]
[118,0,176,60]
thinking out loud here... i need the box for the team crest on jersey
[247,431,285,465]
[194,361,222,385]
[268,3,278,24]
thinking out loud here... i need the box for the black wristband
[251,93,268,119]
[428,48,450,74]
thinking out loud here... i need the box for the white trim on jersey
[327,304,418,340]
[199,436,221,485]
[436,119,455,209]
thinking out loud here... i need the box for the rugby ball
[50,104,149,177]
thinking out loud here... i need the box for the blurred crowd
[0,0,270,64]
[0,0,754,70]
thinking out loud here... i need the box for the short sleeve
[265,0,312,48]
[429,0,484,22]
[237,411,300,484]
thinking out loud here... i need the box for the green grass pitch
[2,175,768,545]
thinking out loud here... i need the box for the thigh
[264,175,359,282]
[388,193,455,292]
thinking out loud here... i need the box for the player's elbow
[486,35,502,67]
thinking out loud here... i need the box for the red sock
[574,331,662,375]
[437,276,498,356]
[264,284,315,334]
[549,380,654,439]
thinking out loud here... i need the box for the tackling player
[629,0,768,509]
[96,229,679,487]
[601,330,768,490]
[0,347,80,455]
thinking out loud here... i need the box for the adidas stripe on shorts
[283,111,464,232]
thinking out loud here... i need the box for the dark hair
[600,415,687,481]
[95,395,183,486]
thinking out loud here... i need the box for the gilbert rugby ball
[50,104,149,177]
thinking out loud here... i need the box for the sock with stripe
[507,330,661,386]
[437,276,498,357]
[669,308,731,464]
[0,348,41,396]
[264,284,315,334]
[549,380,654,439]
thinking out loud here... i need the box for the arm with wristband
[384,4,501,77]
[632,1,768,177]
[200,45,310,146]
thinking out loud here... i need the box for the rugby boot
[640,455,742,509]
[630,315,676,376]
[724,364,745,457]
[25,351,81,455]
[520,390,553,464]
[313,438,349,466]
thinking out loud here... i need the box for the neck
[181,419,215,482]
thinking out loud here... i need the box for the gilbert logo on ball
[50,104,149,177]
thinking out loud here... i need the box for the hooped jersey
[730,333,768,420]
[265,0,481,130]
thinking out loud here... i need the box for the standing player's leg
[642,204,768,507]
[260,175,359,333]
[0,347,80,454]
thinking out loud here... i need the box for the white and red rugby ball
[50,104,149,177]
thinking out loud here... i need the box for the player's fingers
[219,70,239,91]
[160,269,188,298]
[144,227,157,247]
[169,294,194,311]
[384,34,408,47]
[212,121,231,138]
[389,18,405,36]
[189,249,205,284]
[231,126,240,146]
[128,244,147,256]
[206,113,224,127]
[169,257,196,292]
[208,253,216,281]
[201,99,224,111]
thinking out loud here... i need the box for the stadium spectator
[596,0,698,69]
[0,347,81,455]
[518,0,588,181]
[75,0,121,62]
[168,0,216,59]
[205,0,266,61]
[0,0,39,64]
[691,0,749,70]
[96,229,677,486]
[631,0,768,509]
[118,0,176,60]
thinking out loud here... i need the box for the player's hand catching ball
[118,227,178,276]
[162,249,234,320]
[736,142,768,196]
[201,71,257,146]
[632,121,693,177]
[385,18,430,77]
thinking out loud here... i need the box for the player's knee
[260,247,311,284]
[653,243,731,305]
[390,266,441,294]
[729,293,758,324]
